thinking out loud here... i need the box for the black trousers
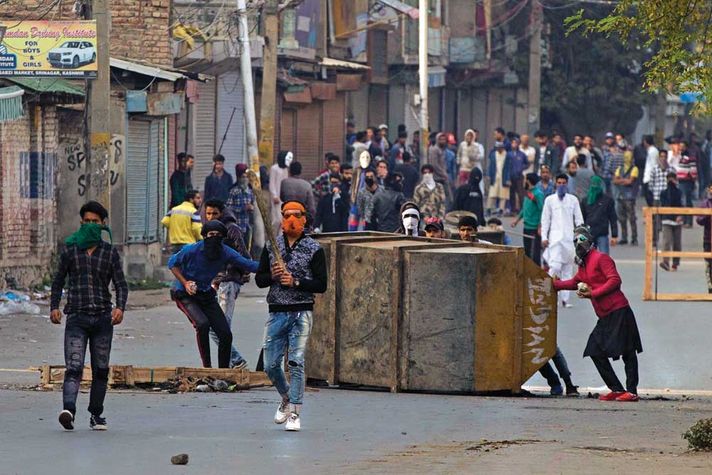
[173,290,233,368]
[63,313,113,416]
[591,352,639,394]
[523,227,541,266]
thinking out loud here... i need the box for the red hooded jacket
[553,249,629,318]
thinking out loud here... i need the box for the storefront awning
[319,57,371,71]
[7,77,85,96]
[110,57,186,82]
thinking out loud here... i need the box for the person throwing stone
[553,225,643,402]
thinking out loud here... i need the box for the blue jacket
[487,149,512,185]
[168,241,258,292]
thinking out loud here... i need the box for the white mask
[402,217,419,232]
[285,152,293,167]
[422,173,435,189]
[359,151,371,169]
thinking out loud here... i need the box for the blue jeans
[263,311,312,405]
[211,282,243,366]
[596,235,610,254]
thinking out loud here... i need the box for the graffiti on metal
[523,277,553,365]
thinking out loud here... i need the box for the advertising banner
[0,21,97,78]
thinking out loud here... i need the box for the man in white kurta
[541,173,584,307]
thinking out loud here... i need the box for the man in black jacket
[535,130,561,175]
[314,174,350,233]
[580,175,618,254]
[256,201,328,432]
[371,172,406,232]
[453,167,485,226]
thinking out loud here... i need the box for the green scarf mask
[587,175,604,206]
[65,223,112,249]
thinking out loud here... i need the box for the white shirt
[541,193,584,265]
[521,145,537,174]
[643,145,659,184]
[563,146,591,171]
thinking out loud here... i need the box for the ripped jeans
[63,313,114,416]
[262,311,312,406]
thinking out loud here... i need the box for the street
[2,215,712,473]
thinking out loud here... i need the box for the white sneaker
[274,400,289,424]
[285,413,301,431]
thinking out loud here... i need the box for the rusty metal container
[308,232,557,394]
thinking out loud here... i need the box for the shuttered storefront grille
[216,71,246,178]
[193,80,216,193]
[127,118,160,243]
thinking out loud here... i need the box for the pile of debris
[142,376,241,394]
[0,289,49,316]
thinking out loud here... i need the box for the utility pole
[236,0,259,173]
[418,0,429,163]
[258,0,279,169]
[527,0,542,137]
[84,0,111,207]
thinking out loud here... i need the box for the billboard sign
[0,21,97,78]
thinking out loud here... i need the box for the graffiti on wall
[523,277,553,365]
[62,134,123,196]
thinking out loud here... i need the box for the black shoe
[618,239,628,245]
[660,262,670,271]
[59,410,74,431]
[631,240,638,246]
[566,385,580,396]
[90,414,108,431]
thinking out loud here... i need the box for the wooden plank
[643,208,654,301]
[652,293,712,301]
[644,207,712,216]
[40,365,50,385]
[655,251,712,258]
[512,248,525,393]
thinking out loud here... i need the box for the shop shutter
[127,118,160,243]
[322,93,345,158]
[279,107,297,157]
[216,70,247,178]
[193,79,216,193]
[296,103,322,180]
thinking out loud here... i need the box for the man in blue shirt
[168,220,259,368]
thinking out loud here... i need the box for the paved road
[1,388,711,474]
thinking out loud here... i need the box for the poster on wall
[0,21,97,78]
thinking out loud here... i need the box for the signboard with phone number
[0,20,97,78]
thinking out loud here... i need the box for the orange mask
[281,201,307,238]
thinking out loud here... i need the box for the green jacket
[519,187,544,229]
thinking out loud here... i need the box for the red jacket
[553,249,629,318]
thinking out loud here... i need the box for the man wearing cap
[256,201,328,431]
[226,163,255,236]
[378,124,391,151]
[553,225,643,402]
[424,217,446,238]
[169,220,259,369]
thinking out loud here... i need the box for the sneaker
[562,301,574,309]
[285,413,301,431]
[616,392,639,402]
[58,410,74,431]
[599,391,625,401]
[659,262,670,272]
[671,265,678,272]
[90,415,108,431]
[232,359,248,370]
[566,385,580,396]
[274,400,289,425]
[618,239,628,245]
[550,384,563,396]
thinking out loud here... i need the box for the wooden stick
[246,169,285,268]
[644,206,712,216]
[643,207,653,301]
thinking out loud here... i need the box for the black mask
[365,177,375,187]
[204,235,223,260]
[391,182,404,193]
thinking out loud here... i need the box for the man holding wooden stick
[255,200,328,432]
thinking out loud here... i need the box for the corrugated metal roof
[110,57,185,81]
[319,57,371,71]
[7,77,85,96]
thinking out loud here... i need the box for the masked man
[169,220,259,369]
[554,226,643,402]
[51,201,129,432]
[398,202,424,236]
[541,173,584,308]
[256,201,328,432]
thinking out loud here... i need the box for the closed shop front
[215,71,246,179]
[192,79,216,191]
[127,118,161,243]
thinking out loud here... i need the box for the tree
[540,5,651,137]
[567,1,712,113]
